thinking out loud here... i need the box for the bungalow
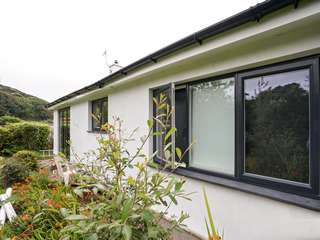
[48,0,320,239]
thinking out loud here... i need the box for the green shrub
[0,126,10,151]
[12,150,39,170]
[0,121,51,155]
[0,159,30,188]
[0,115,22,125]
[61,94,190,240]
[9,122,50,151]
[1,171,80,239]
[2,94,191,239]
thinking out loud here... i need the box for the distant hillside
[0,84,52,121]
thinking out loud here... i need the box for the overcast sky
[0,0,261,102]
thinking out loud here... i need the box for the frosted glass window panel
[190,78,235,175]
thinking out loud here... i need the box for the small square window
[91,97,108,132]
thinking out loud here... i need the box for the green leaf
[152,131,162,136]
[121,199,133,222]
[65,215,88,221]
[122,225,132,240]
[164,127,176,142]
[143,210,154,222]
[205,218,211,239]
[147,119,154,129]
[203,187,217,236]
[175,181,183,192]
[169,194,178,205]
[164,142,172,151]
[175,147,182,160]
[152,97,158,106]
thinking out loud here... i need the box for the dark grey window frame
[237,58,319,198]
[91,97,108,132]
[152,55,320,210]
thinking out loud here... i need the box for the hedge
[0,121,51,156]
[0,115,22,126]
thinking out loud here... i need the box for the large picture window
[244,69,310,184]
[152,56,320,209]
[91,97,108,132]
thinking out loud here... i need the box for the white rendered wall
[53,110,59,154]
[106,62,320,240]
[69,102,101,162]
[51,2,320,239]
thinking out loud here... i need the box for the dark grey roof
[48,0,299,108]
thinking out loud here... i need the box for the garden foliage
[12,150,39,171]
[0,170,81,239]
[0,158,31,188]
[0,121,51,156]
[1,93,191,240]
[0,151,40,188]
[0,115,22,126]
[60,93,190,239]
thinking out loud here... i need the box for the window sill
[160,166,320,211]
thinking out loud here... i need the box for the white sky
[0,0,261,102]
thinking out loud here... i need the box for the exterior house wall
[69,102,100,161]
[53,110,59,155]
[51,2,320,239]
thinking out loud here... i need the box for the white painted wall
[69,102,100,162]
[52,2,320,239]
[53,110,59,155]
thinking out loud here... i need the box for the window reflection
[244,69,310,183]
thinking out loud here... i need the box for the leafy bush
[0,115,22,125]
[2,94,192,239]
[60,94,190,240]
[0,158,30,188]
[12,150,39,170]
[0,126,10,151]
[9,122,51,151]
[0,171,80,239]
[0,121,51,155]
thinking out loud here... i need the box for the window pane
[190,78,235,175]
[59,108,70,158]
[175,88,188,163]
[92,101,101,130]
[244,69,310,183]
[154,88,172,161]
[101,98,108,126]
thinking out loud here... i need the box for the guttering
[47,0,299,108]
